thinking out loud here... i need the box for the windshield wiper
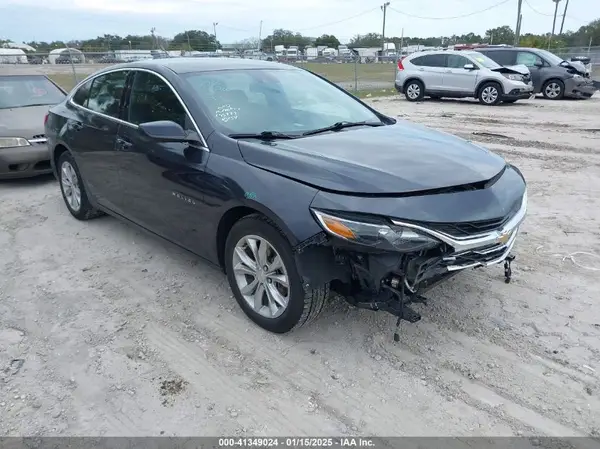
[302,120,384,137]
[228,131,298,140]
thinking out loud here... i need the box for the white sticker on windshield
[215,104,240,123]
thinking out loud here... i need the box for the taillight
[44,113,49,125]
[397,57,405,71]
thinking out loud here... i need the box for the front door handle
[116,137,133,151]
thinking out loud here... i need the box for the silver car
[395,50,534,105]
[0,74,66,179]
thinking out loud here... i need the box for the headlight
[0,137,31,149]
[503,74,523,81]
[311,209,440,252]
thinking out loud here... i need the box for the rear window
[0,75,65,109]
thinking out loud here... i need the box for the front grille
[415,198,521,238]
[29,134,47,145]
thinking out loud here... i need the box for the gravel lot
[1,94,599,438]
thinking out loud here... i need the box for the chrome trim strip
[28,138,48,144]
[445,229,518,271]
[391,191,527,253]
[67,67,209,150]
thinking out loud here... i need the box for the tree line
[2,19,598,54]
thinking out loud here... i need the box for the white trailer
[0,48,28,64]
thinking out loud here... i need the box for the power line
[523,0,582,21]
[296,7,380,32]
[388,0,511,20]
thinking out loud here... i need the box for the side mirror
[463,63,475,70]
[534,61,544,68]
[139,120,190,142]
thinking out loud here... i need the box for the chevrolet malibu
[45,58,527,338]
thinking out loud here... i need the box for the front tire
[404,80,425,102]
[542,79,565,100]
[224,214,329,333]
[478,82,502,105]
[57,152,104,220]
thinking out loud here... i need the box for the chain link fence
[1,47,598,96]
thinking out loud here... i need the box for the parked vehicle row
[395,47,596,105]
[36,58,527,337]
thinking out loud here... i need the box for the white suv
[395,50,534,105]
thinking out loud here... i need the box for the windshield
[0,76,65,109]
[535,49,565,66]
[468,52,502,69]
[182,68,381,135]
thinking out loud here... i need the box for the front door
[516,51,545,93]
[443,54,478,94]
[66,70,129,213]
[116,70,213,257]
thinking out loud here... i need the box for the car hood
[0,105,51,138]
[237,121,507,195]
[492,64,530,75]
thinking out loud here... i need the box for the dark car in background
[476,47,596,99]
[0,74,66,179]
[44,58,527,336]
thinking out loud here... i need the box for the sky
[0,0,597,44]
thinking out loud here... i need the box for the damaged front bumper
[294,177,527,339]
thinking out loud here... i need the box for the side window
[411,56,425,66]
[87,71,128,118]
[72,79,92,106]
[447,54,471,69]
[127,71,190,130]
[516,51,543,67]
[486,50,515,66]
[421,54,447,67]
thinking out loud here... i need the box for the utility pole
[186,31,191,51]
[559,0,569,34]
[213,22,219,50]
[548,0,561,49]
[150,27,156,50]
[514,0,523,45]
[380,2,390,61]
[258,20,263,52]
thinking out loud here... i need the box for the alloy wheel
[481,86,499,104]
[232,235,290,319]
[544,82,561,98]
[61,161,82,212]
[406,84,420,100]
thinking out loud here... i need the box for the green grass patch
[49,73,79,91]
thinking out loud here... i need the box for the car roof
[110,57,297,74]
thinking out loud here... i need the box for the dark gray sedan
[0,74,66,179]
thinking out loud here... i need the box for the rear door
[115,70,213,255]
[443,54,478,94]
[410,54,446,90]
[67,70,129,213]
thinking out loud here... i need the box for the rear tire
[404,80,425,102]
[224,214,329,333]
[57,152,104,221]
[478,82,502,106]
[542,79,565,100]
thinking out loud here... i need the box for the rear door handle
[116,137,133,151]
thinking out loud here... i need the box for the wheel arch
[215,203,301,272]
[51,142,71,178]
[475,78,504,97]
[403,77,425,92]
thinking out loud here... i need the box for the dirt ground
[1,94,599,439]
